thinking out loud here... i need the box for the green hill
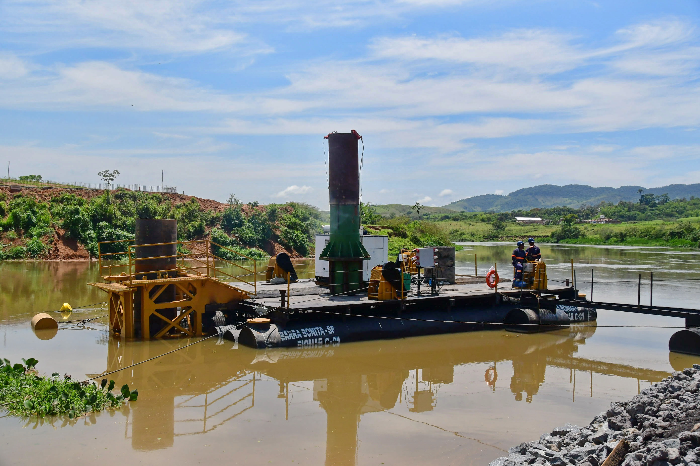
[444,184,700,212]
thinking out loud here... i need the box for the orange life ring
[486,270,499,288]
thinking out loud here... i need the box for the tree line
[0,189,322,260]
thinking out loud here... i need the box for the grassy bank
[362,199,700,249]
[436,219,700,248]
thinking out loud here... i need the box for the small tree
[18,175,43,183]
[98,169,120,204]
[411,202,423,219]
[98,170,120,189]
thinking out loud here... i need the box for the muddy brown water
[1,244,700,465]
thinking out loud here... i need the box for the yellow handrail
[96,238,260,294]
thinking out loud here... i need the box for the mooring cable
[58,315,107,325]
[54,300,108,313]
[42,300,110,325]
[83,331,223,382]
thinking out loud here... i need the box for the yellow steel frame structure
[91,239,257,339]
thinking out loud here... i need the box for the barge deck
[224,280,593,349]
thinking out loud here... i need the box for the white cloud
[274,185,313,198]
[615,20,695,49]
[0,13,697,199]
[417,196,432,203]
[0,18,697,152]
[201,18,700,150]
[0,61,317,114]
[379,188,393,194]
[494,190,504,195]
[0,53,29,80]
[0,0,492,49]
[0,61,238,111]
[0,0,252,53]
[439,189,453,196]
[435,143,700,188]
[370,30,582,74]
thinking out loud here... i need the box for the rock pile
[490,365,700,466]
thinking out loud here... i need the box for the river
[1,244,699,465]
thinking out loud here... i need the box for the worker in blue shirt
[526,238,541,261]
[512,241,527,282]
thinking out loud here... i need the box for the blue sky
[1,0,699,208]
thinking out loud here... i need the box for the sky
[1,0,699,208]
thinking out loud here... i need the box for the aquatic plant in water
[0,357,137,418]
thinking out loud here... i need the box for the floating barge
[222,280,597,349]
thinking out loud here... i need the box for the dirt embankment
[0,186,301,260]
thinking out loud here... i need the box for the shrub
[86,222,133,257]
[210,228,268,260]
[4,245,27,259]
[7,196,51,234]
[246,209,274,248]
[134,193,170,221]
[221,205,245,232]
[59,204,92,240]
[0,358,137,418]
[174,198,208,240]
[361,202,382,225]
[26,237,48,258]
[50,193,86,208]
[551,224,582,242]
[551,215,582,242]
[279,221,310,256]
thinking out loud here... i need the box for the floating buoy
[31,313,59,340]
[59,303,72,312]
[31,313,58,331]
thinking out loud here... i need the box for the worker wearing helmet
[512,241,527,281]
[526,238,541,261]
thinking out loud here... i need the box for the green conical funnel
[320,132,369,295]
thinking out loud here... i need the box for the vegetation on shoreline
[0,357,137,418]
[2,179,699,261]
[361,204,458,255]
[363,197,700,249]
[0,186,322,261]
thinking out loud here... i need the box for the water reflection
[0,261,104,325]
[101,324,673,461]
[3,249,700,465]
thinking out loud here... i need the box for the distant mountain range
[443,184,700,212]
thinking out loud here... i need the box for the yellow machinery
[90,239,257,339]
[368,265,410,301]
[400,248,419,275]
[522,261,548,290]
[265,256,291,282]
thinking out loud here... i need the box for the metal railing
[97,239,258,294]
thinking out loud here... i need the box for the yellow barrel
[31,313,58,330]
